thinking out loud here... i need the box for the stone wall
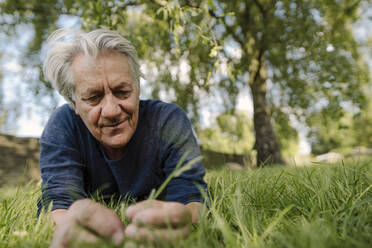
[0,134,41,187]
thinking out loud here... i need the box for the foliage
[198,110,299,158]
[0,64,5,131]
[0,0,371,161]
[1,161,372,247]
[309,92,372,155]
[272,108,299,158]
[352,97,372,148]
[198,111,255,155]
[308,110,356,155]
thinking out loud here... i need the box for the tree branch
[251,47,265,86]
[1,1,139,21]
[252,0,266,16]
[208,8,246,50]
[1,5,70,16]
[0,21,17,26]
[346,0,363,13]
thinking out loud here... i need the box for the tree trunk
[250,57,284,166]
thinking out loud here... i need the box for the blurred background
[0,0,371,185]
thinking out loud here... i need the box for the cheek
[78,105,101,126]
[88,108,101,125]
[121,98,139,114]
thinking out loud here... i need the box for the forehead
[71,51,135,89]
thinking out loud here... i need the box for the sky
[1,5,371,156]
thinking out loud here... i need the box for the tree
[0,0,64,131]
[353,98,372,148]
[198,110,298,159]
[198,111,255,155]
[272,107,299,158]
[0,0,370,165]
[0,60,5,131]
[308,110,356,155]
[308,97,372,156]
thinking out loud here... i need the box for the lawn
[1,160,372,247]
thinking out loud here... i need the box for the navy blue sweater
[38,100,207,214]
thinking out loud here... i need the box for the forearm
[186,202,207,224]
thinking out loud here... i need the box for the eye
[84,95,102,105]
[115,90,132,99]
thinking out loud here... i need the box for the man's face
[71,51,139,159]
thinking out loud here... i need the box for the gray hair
[43,29,142,102]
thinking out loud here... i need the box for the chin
[103,136,130,149]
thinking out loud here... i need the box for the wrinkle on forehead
[72,51,135,91]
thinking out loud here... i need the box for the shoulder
[139,100,195,143]
[41,103,80,141]
[140,99,187,124]
[52,103,75,118]
[138,100,192,143]
[141,99,184,115]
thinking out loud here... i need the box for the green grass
[1,160,372,247]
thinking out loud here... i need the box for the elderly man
[38,29,207,247]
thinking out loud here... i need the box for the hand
[124,200,193,242]
[50,199,125,248]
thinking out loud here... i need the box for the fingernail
[112,231,124,245]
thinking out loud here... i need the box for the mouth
[102,117,130,128]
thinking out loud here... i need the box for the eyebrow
[81,82,133,98]
[111,82,133,90]
[81,88,102,97]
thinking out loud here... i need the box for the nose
[101,94,121,119]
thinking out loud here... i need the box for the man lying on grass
[37,28,207,247]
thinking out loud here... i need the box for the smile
[102,117,130,128]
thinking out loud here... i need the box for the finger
[50,220,99,248]
[68,199,125,245]
[132,203,191,228]
[125,223,191,243]
[125,200,163,221]
[50,216,74,248]
[66,224,100,245]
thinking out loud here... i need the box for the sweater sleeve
[37,105,87,216]
[160,105,208,205]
